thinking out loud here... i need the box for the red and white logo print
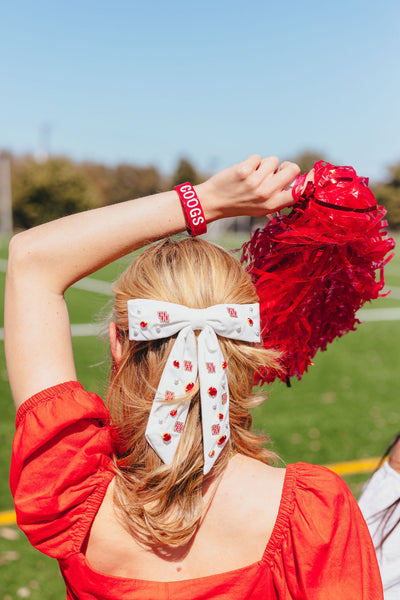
[226,307,238,318]
[174,421,184,433]
[158,311,170,323]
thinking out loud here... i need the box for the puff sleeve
[265,463,383,599]
[9,381,115,560]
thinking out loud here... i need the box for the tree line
[4,151,400,230]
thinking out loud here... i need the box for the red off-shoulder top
[10,382,383,599]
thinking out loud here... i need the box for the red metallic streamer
[241,161,396,385]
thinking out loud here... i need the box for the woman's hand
[197,155,300,220]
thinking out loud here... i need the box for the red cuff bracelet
[174,182,207,237]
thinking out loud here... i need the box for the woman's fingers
[237,157,301,214]
[256,161,300,198]
[276,161,293,172]
[273,161,301,191]
[255,156,280,177]
[256,161,301,213]
[236,156,299,190]
[203,155,300,218]
[265,190,297,212]
[236,154,262,179]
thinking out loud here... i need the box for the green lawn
[0,230,399,599]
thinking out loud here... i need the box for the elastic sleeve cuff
[15,381,83,427]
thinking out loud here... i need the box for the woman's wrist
[174,183,207,236]
[194,181,224,224]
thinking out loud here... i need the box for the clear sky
[1,0,399,181]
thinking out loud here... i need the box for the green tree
[109,164,161,204]
[80,162,113,206]
[12,157,97,229]
[170,158,203,188]
[81,162,162,206]
[372,162,400,230]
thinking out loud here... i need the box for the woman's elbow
[7,231,40,280]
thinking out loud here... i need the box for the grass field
[0,231,399,599]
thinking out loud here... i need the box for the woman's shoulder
[229,454,287,487]
[215,457,362,565]
[222,458,350,525]
[262,461,378,568]
[283,461,356,520]
[224,455,286,519]
[259,461,384,596]
[232,460,359,556]
[227,458,349,513]
[288,460,350,491]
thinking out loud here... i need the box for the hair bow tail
[145,327,198,464]
[198,328,230,474]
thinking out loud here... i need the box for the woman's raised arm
[5,155,299,408]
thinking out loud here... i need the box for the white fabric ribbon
[127,299,260,474]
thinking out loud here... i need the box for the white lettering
[189,207,201,217]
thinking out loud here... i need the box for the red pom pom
[241,161,395,385]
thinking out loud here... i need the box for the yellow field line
[0,458,384,527]
[0,510,16,525]
[325,457,381,476]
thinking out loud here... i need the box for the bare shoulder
[230,454,285,498]
[211,454,286,537]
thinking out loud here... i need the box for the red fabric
[241,161,395,384]
[10,382,383,599]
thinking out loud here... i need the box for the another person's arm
[359,436,400,520]
[388,436,400,473]
[358,435,400,530]
[5,155,299,408]
[358,436,400,596]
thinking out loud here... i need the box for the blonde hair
[107,237,281,548]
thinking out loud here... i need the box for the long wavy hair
[107,237,281,549]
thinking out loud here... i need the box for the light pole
[0,154,13,235]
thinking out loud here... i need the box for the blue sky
[1,0,399,181]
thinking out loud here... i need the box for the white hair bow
[127,299,260,474]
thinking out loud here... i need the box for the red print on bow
[211,424,221,436]
[158,311,170,323]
